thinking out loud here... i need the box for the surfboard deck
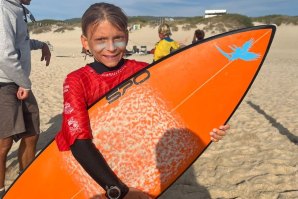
[4,25,276,199]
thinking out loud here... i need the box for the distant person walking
[192,29,205,43]
[152,23,181,62]
[0,0,51,197]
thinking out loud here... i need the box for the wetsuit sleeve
[55,74,93,151]
[153,41,162,61]
[171,40,180,51]
[70,139,129,198]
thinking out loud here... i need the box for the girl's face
[159,33,165,39]
[81,20,127,68]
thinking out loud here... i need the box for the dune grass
[28,14,298,35]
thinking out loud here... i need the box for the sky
[28,0,297,20]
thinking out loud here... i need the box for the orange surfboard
[4,25,276,199]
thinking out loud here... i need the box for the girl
[153,23,180,62]
[55,3,229,199]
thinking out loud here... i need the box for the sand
[5,24,298,198]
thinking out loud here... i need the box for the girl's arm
[70,139,129,198]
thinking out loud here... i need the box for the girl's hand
[210,124,230,142]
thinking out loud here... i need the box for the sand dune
[5,24,298,198]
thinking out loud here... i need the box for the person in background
[192,29,205,43]
[152,23,181,62]
[0,0,51,197]
[55,3,229,199]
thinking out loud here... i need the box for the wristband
[105,183,129,199]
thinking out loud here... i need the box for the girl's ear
[81,34,89,51]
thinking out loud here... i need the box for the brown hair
[81,3,128,36]
[158,23,172,36]
[195,29,205,40]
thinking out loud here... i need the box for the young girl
[55,3,229,199]
[153,23,180,62]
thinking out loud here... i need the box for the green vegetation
[28,19,80,34]
[28,14,298,35]
[202,14,253,33]
[128,16,157,27]
[53,26,76,33]
[252,15,298,26]
[140,14,253,33]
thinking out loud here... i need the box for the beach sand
[5,24,298,198]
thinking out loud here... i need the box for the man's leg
[19,91,40,171]
[0,137,13,189]
[18,134,39,171]
[0,84,23,191]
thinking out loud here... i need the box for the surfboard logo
[106,69,151,104]
[216,39,260,61]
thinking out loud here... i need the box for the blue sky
[28,0,297,20]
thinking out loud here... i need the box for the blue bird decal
[216,39,260,61]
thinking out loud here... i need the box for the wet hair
[158,23,172,36]
[195,29,205,40]
[81,3,128,36]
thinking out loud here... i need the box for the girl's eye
[114,36,125,42]
[97,38,107,43]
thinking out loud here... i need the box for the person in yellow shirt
[153,23,180,62]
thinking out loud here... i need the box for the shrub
[253,15,298,26]
[30,26,52,34]
[171,25,179,32]
[54,26,75,33]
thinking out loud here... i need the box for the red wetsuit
[55,59,148,151]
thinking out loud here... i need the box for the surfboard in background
[4,25,276,199]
